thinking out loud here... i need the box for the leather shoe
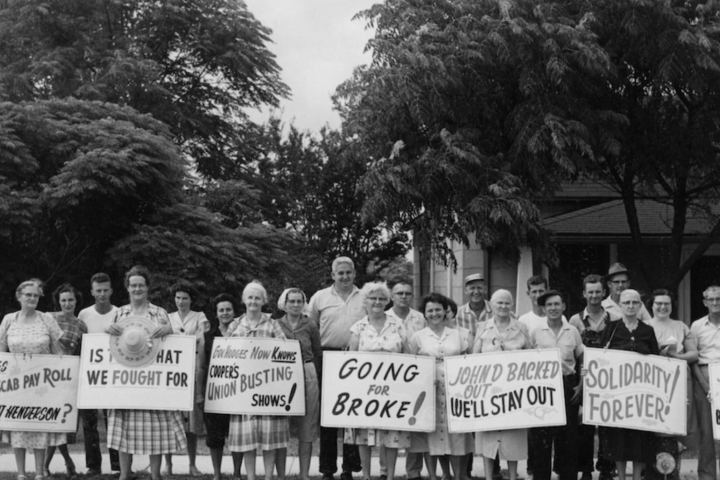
[322,475,335,480]
[599,473,614,480]
[340,472,354,480]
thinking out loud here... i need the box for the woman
[646,289,698,480]
[408,293,473,480]
[203,294,243,480]
[599,289,660,480]
[44,283,88,477]
[164,282,210,477]
[227,281,288,480]
[275,288,322,480]
[471,290,529,480]
[344,282,410,480]
[0,279,65,480]
[106,266,187,480]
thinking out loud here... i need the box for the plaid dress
[227,313,290,452]
[54,313,88,444]
[107,304,188,454]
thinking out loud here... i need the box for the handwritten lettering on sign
[445,349,566,433]
[205,337,305,415]
[0,353,80,432]
[321,351,435,432]
[582,347,686,435]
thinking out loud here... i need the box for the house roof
[542,199,717,236]
[553,179,618,198]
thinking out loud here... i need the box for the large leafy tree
[254,119,411,287]
[0,0,288,178]
[0,98,295,311]
[344,0,720,289]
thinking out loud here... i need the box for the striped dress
[106,304,188,454]
[227,313,290,452]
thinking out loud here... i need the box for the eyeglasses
[620,301,642,305]
[367,297,388,303]
[394,292,412,297]
[705,298,720,304]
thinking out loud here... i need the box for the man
[529,291,583,480]
[601,263,651,321]
[307,257,365,480]
[77,273,120,475]
[568,275,618,480]
[690,285,720,480]
[456,273,494,337]
[381,275,426,480]
[518,275,548,333]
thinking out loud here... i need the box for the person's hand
[150,324,173,339]
[106,324,124,336]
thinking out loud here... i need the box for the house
[413,178,720,322]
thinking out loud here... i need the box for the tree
[0,98,297,312]
[342,0,720,289]
[0,0,288,178]
[253,118,411,287]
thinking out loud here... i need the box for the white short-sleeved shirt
[307,285,365,349]
[78,305,119,334]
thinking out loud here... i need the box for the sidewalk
[0,454,702,479]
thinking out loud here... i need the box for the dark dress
[203,323,230,449]
[599,319,660,462]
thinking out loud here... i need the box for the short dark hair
[90,272,111,286]
[582,274,604,290]
[648,288,675,312]
[124,265,151,289]
[170,281,198,303]
[446,296,458,316]
[53,283,83,312]
[387,274,413,291]
[526,275,548,290]
[213,293,238,317]
[421,293,450,315]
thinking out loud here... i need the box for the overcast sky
[243,0,377,133]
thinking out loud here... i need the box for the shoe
[379,476,387,480]
[322,475,335,480]
[43,468,50,478]
[189,466,202,477]
[580,473,592,480]
[66,465,78,477]
[86,470,102,476]
[599,473,614,480]
[340,472,354,480]
[162,467,173,476]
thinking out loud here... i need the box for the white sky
[243,0,378,133]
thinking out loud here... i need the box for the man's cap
[537,290,564,307]
[605,262,633,283]
[464,273,485,285]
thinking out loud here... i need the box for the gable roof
[542,199,717,236]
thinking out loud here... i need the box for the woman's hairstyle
[53,283,83,311]
[445,296,458,317]
[16,278,44,298]
[648,288,675,312]
[359,281,391,302]
[124,265,151,289]
[242,280,267,305]
[421,293,450,314]
[213,293,238,317]
[171,281,198,303]
[277,288,307,312]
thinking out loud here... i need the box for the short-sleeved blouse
[350,315,406,353]
[472,318,530,353]
[169,310,209,337]
[277,315,322,363]
[646,317,695,354]
[0,311,63,354]
[53,313,88,356]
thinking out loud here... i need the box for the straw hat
[109,316,161,368]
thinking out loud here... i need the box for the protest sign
[583,347,686,435]
[78,334,195,411]
[0,353,79,432]
[445,349,566,433]
[321,351,435,432]
[705,364,720,439]
[204,337,305,415]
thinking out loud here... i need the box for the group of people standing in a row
[0,257,716,480]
